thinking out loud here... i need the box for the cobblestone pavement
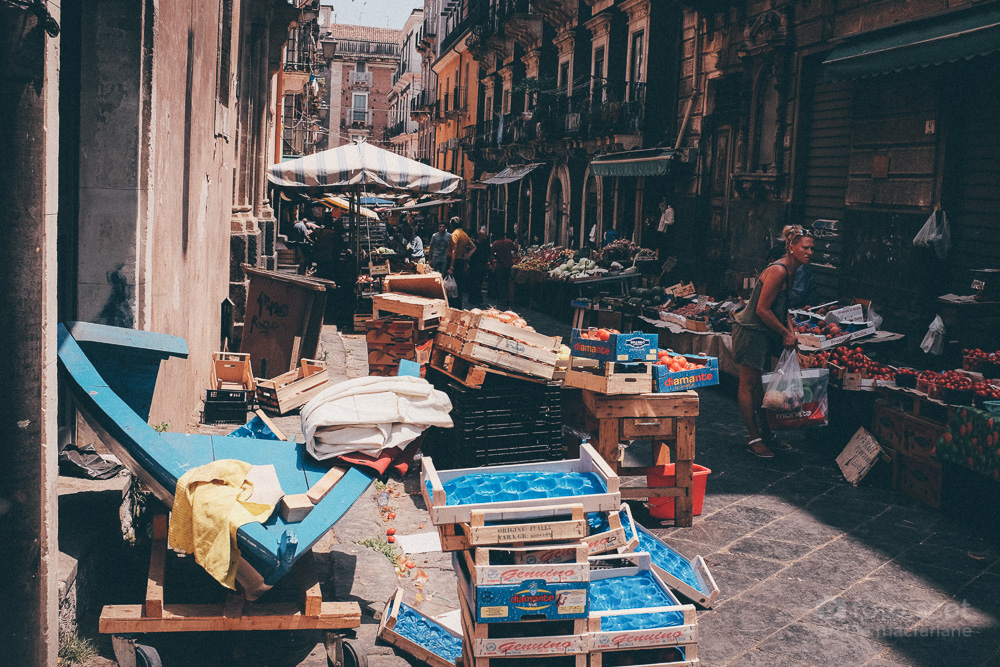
[87,312,1000,666]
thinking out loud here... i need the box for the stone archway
[545,162,572,245]
[580,165,603,247]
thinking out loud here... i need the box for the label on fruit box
[479,563,588,586]
[826,304,865,323]
[592,625,697,650]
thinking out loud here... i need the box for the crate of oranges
[653,351,719,393]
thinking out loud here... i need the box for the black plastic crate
[202,399,250,425]
[206,388,252,403]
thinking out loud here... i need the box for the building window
[629,30,645,99]
[751,69,779,170]
[592,46,605,100]
[356,61,367,72]
[353,92,369,123]
[217,0,233,106]
[559,61,570,95]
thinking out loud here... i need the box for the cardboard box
[570,329,658,363]
[653,355,719,393]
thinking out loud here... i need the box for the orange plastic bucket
[646,464,711,519]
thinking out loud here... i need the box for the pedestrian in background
[447,217,476,309]
[491,231,519,309]
[467,227,490,306]
[429,221,451,275]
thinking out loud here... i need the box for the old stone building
[387,9,424,159]
[0,0,315,662]
[672,0,1000,332]
[319,23,401,149]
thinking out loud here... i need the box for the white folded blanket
[300,376,453,461]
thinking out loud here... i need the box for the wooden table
[581,389,700,526]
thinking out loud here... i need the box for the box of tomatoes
[653,351,719,393]
[571,328,658,363]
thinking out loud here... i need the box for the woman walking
[732,225,815,458]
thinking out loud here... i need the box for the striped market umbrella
[268,141,462,194]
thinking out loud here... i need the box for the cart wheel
[134,644,162,667]
[328,639,367,667]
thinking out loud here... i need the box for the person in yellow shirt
[447,216,477,308]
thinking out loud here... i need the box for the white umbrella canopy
[268,141,462,194]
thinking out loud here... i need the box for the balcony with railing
[386,119,418,139]
[410,90,437,119]
[445,87,467,118]
[348,70,373,86]
[334,39,399,58]
[342,108,373,128]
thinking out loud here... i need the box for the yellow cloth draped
[167,459,276,590]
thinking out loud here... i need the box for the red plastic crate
[646,464,711,520]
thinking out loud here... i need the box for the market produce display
[598,239,642,262]
[578,328,620,341]
[829,347,894,382]
[936,407,1000,480]
[549,256,606,280]
[512,244,574,271]
[656,351,707,371]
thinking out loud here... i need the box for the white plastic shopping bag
[443,274,459,299]
[913,209,951,260]
[762,349,804,413]
[920,315,946,355]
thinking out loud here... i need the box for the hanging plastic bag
[866,304,883,330]
[764,368,830,430]
[912,209,951,260]
[443,273,459,299]
[762,349,805,413]
[920,315,946,355]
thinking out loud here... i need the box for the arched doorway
[581,168,602,248]
[545,163,572,245]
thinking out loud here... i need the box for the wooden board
[241,265,328,379]
[582,390,700,420]
[429,347,549,389]
[463,542,589,586]
[378,588,460,667]
[384,272,450,302]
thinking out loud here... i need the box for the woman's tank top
[735,262,791,331]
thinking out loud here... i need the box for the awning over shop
[481,163,544,186]
[268,141,462,194]
[590,149,676,178]
[317,196,379,220]
[823,5,1000,80]
[390,198,463,212]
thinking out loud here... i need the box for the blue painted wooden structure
[57,322,373,598]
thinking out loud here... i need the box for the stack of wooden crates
[366,318,434,377]
[422,447,700,667]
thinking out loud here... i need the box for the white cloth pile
[300,376,454,461]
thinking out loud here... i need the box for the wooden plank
[305,466,347,504]
[465,506,587,546]
[99,601,362,633]
[223,593,246,620]
[297,555,323,618]
[621,418,676,438]
[145,539,166,619]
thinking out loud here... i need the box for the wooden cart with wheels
[101,516,364,667]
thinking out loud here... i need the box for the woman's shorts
[732,322,778,372]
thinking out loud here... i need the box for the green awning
[590,149,676,178]
[824,5,1000,80]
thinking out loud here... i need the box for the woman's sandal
[766,436,792,451]
[746,437,775,458]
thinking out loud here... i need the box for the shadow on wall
[96,265,134,328]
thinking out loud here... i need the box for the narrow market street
[68,310,999,667]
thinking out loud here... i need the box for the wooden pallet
[563,357,653,395]
[378,588,461,667]
[429,347,548,389]
[434,504,588,552]
[436,331,558,380]
[372,293,446,329]
[99,516,361,634]
[256,359,329,415]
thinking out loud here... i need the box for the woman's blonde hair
[782,224,810,251]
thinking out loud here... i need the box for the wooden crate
[437,308,562,381]
[587,553,698,652]
[378,588,461,667]
[582,508,636,556]
[372,293,447,329]
[422,442,620,526]
[435,505,588,552]
[211,352,255,392]
[384,272,449,301]
[460,541,590,586]
[256,359,329,415]
[588,645,698,667]
[563,358,653,395]
[896,452,941,509]
[430,347,548,389]
[456,559,589,652]
[441,308,562,350]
